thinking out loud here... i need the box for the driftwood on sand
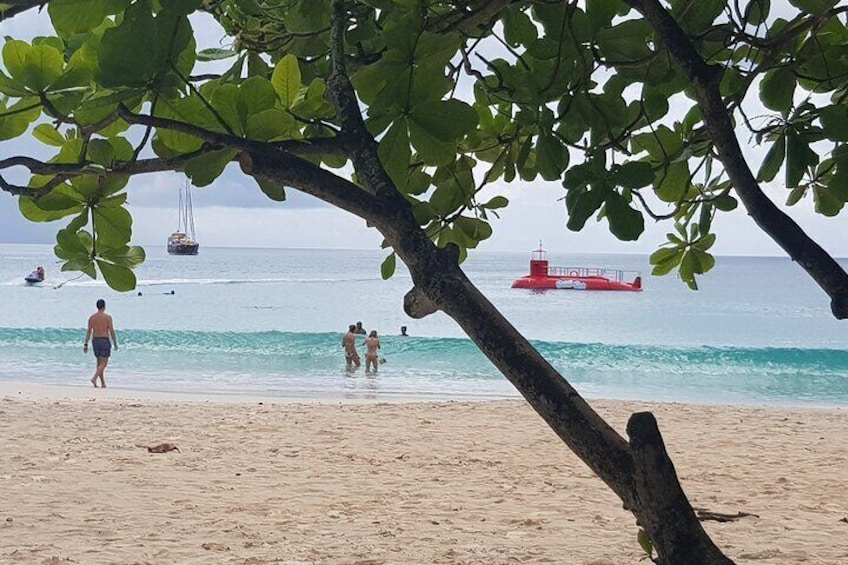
[142,443,180,453]
[694,507,759,522]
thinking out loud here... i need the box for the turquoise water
[1,243,847,405]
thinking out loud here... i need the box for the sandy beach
[1,385,847,564]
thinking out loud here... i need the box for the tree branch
[117,104,357,157]
[0,0,48,20]
[623,0,848,319]
[326,0,404,203]
[0,148,214,179]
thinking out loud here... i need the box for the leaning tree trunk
[286,3,740,563]
[386,219,735,565]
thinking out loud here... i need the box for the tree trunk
[628,412,734,564]
[380,217,735,564]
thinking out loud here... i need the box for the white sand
[1,384,847,564]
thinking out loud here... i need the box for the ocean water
[1,243,847,406]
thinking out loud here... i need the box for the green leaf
[408,120,455,165]
[430,184,465,217]
[209,83,242,135]
[0,99,39,140]
[690,247,716,272]
[637,529,653,557]
[482,196,509,209]
[813,184,843,216]
[713,193,738,211]
[57,227,91,257]
[819,105,848,142]
[757,135,785,182]
[238,76,277,121]
[679,250,700,290]
[245,109,298,141]
[595,19,652,62]
[33,124,66,147]
[87,139,115,166]
[670,0,724,35]
[0,70,30,96]
[566,187,607,231]
[380,252,396,280]
[535,132,568,181]
[613,161,653,189]
[98,1,194,88]
[694,233,717,251]
[744,0,770,25]
[63,256,96,278]
[502,6,537,46]
[272,54,302,109]
[65,210,90,234]
[786,132,817,188]
[98,2,159,88]
[99,245,146,268]
[408,100,479,142]
[655,162,690,202]
[650,247,684,276]
[253,176,286,202]
[605,192,645,241]
[155,96,208,153]
[455,216,493,243]
[19,183,85,221]
[759,67,796,114]
[789,0,838,16]
[197,48,238,61]
[2,40,64,92]
[631,126,683,161]
[93,205,132,247]
[96,259,137,291]
[185,149,237,187]
[48,0,122,35]
[378,119,411,187]
[99,193,128,208]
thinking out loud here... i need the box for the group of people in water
[342,322,381,373]
[341,322,408,373]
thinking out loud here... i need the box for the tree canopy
[0,0,846,308]
[2,1,848,562]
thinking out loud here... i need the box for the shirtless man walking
[342,324,360,371]
[83,299,118,387]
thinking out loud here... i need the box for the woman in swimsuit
[364,330,381,374]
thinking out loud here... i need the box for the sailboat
[167,179,200,255]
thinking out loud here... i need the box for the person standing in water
[364,330,381,374]
[342,324,361,370]
[83,299,118,388]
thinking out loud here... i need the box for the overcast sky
[1,6,845,259]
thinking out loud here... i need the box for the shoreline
[2,380,848,411]
[2,391,848,563]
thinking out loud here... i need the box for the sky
[0,6,845,259]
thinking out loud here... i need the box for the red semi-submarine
[512,245,642,292]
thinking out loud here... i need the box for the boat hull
[167,242,199,255]
[511,275,641,291]
[24,277,43,284]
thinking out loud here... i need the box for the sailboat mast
[177,183,184,232]
[186,181,196,239]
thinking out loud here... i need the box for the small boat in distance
[512,245,642,291]
[24,266,45,284]
[168,180,199,255]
